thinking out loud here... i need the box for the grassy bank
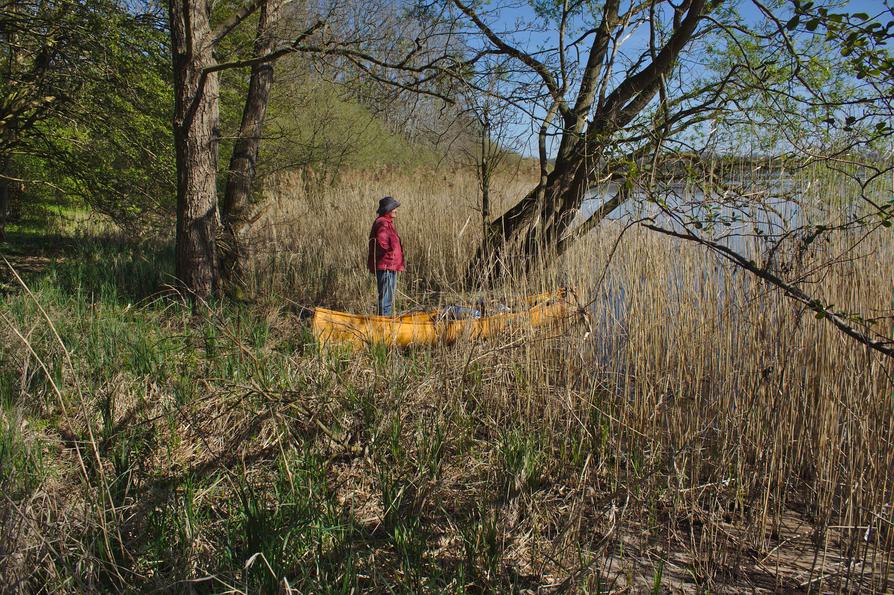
[1,167,892,592]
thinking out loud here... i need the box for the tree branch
[558,184,628,252]
[449,0,571,119]
[204,21,325,74]
[212,0,263,46]
[644,222,894,359]
[600,0,707,125]
[571,0,620,124]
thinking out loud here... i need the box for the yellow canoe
[312,290,570,349]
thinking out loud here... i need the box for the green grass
[0,406,45,500]
[1,207,892,593]
[0,233,482,591]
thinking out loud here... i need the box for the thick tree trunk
[468,149,593,286]
[220,0,279,291]
[170,0,221,300]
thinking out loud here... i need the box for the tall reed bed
[242,167,534,308]
[0,164,891,591]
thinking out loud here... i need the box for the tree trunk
[480,163,490,253]
[0,172,9,243]
[468,149,593,286]
[479,120,491,264]
[0,141,23,245]
[170,0,221,300]
[463,0,707,287]
[2,5,18,244]
[220,0,279,291]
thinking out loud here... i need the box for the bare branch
[558,184,629,252]
[571,0,620,124]
[644,222,894,359]
[203,21,325,74]
[211,0,263,46]
[449,0,572,119]
[599,0,707,127]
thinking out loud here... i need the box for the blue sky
[466,0,893,157]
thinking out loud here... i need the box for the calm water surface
[578,180,863,363]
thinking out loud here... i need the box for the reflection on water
[580,181,819,252]
[590,278,628,366]
[578,179,865,365]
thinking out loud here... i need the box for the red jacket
[367,214,405,272]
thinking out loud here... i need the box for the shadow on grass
[1,228,175,304]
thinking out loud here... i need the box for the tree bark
[2,0,19,244]
[170,0,221,300]
[479,117,491,263]
[468,148,593,286]
[220,0,279,291]
[0,171,9,243]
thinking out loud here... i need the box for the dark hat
[377,196,400,215]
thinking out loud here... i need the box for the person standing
[367,196,404,315]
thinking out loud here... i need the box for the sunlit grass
[0,163,892,591]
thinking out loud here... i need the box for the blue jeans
[376,270,397,316]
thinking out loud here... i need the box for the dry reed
[1,163,891,591]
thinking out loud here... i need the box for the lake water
[579,181,817,252]
[577,180,862,364]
